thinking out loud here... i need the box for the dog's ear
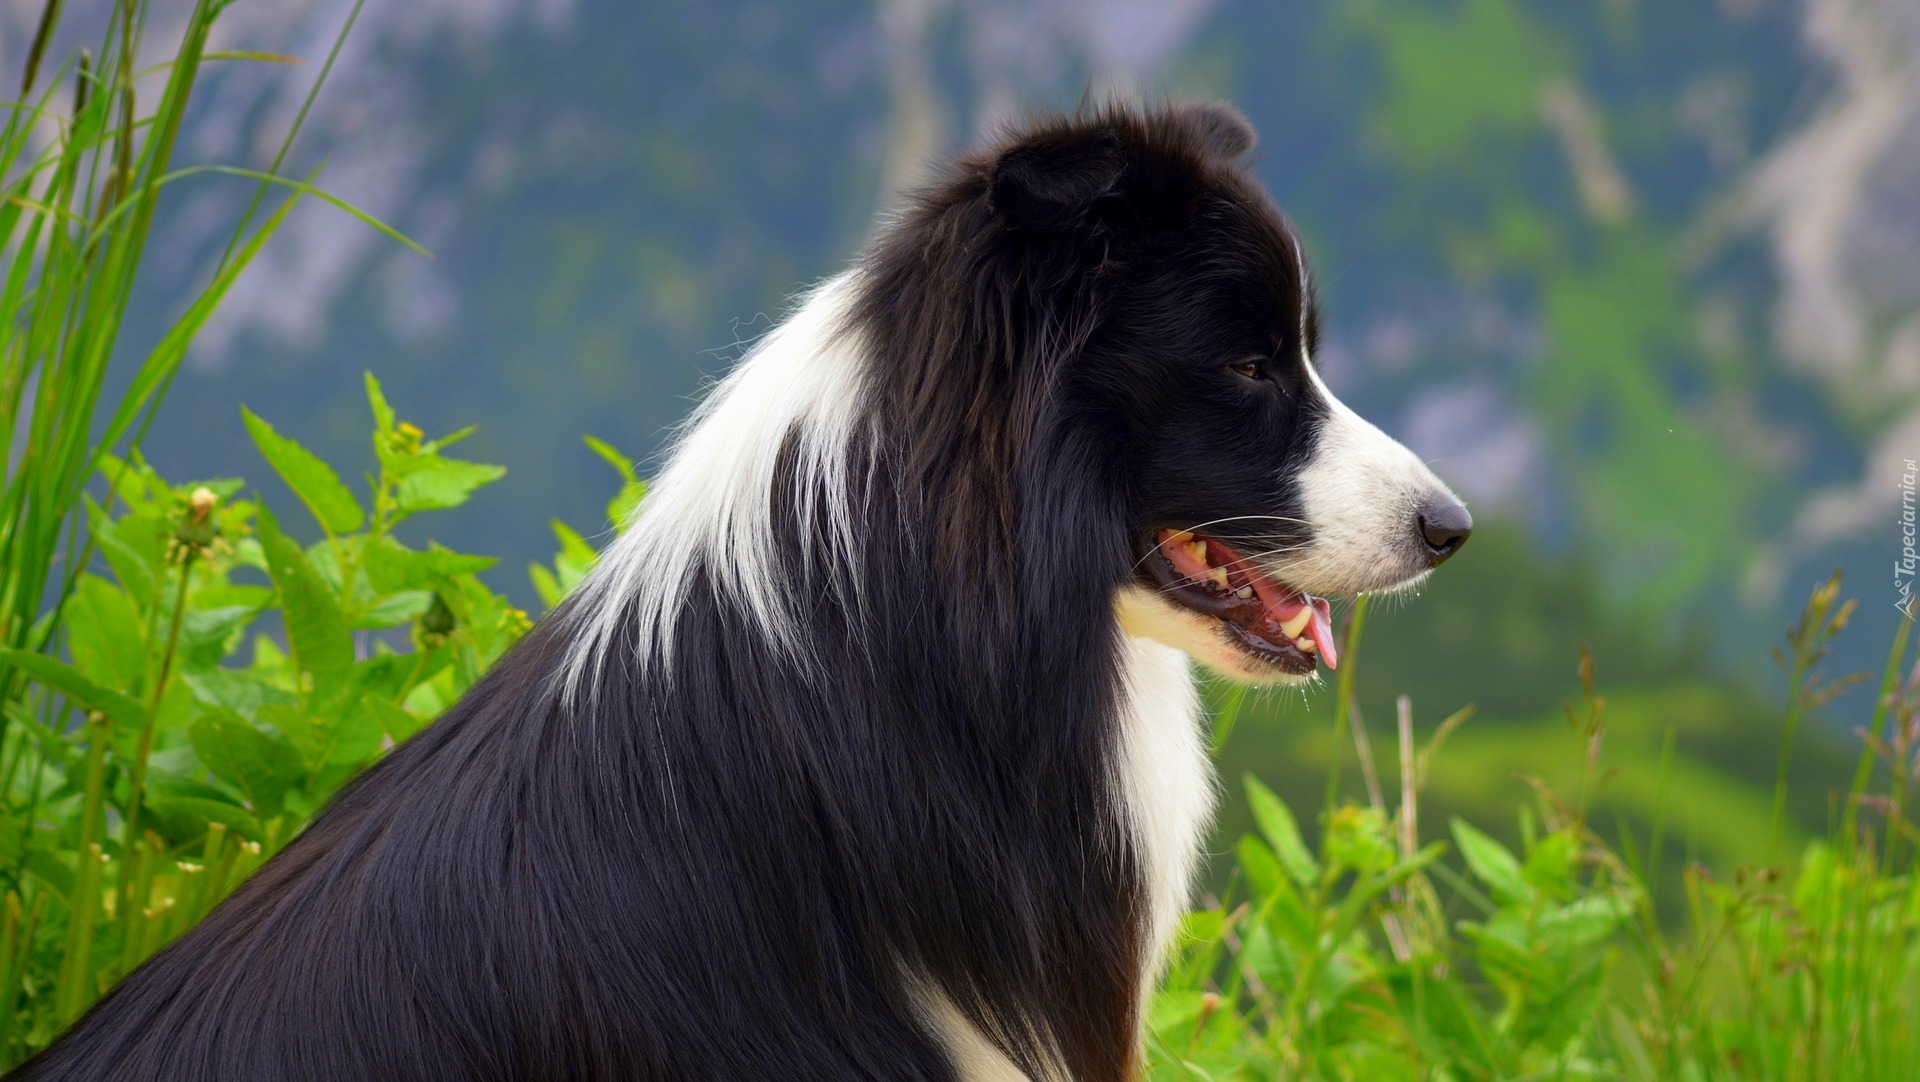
[987,127,1127,231]
[1171,101,1256,160]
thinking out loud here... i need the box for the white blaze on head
[1115,350,1468,687]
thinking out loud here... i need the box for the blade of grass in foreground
[1,0,412,736]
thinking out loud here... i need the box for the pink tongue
[1240,564,1339,671]
[1305,596,1338,670]
[1156,532,1339,670]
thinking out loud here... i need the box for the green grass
[0,0,414,1055]
[1148,581,1920,1081]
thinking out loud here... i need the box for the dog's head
[986,103,1469,684]
[854,102,1467,686]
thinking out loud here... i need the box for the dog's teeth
[1278,609,1312,638]
[1185,540,1210,565]
[1235,585,1254,600]
[1207,567,1230,590]
[1297,637,1317,654]
[1168,530,1195,544]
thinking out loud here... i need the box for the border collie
[16,101,1468,1082]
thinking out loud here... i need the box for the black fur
[14,101,1329,1081]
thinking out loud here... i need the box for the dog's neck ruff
[560,274,874,698]
[553,271,1211,1081]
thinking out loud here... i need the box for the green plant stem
[0,891,43,1059]
[1323,595,1369,827]
[1841,612,1912,847]
[52,711,109,1023]
[115,830,156,975]
[118,547,193,903]
[1210,682,1246,753]
[1766,649,1813,867]
[1647,722,1677,891]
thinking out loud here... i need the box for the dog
[14,101,1468,1081]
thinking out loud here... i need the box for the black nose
[1416,496,1472,565]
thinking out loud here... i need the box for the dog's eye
[1226,358,1265,381]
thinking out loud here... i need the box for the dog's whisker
[1234,544,1314,563]
[1169,513,1313,532]
[1124,516,1313,575]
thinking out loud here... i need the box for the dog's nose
[1416,496,1471,566]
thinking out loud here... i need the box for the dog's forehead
[1191,185,1312,329]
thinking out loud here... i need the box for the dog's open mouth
[1145,528,1339,675]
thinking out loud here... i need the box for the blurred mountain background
[7,0,1919,871]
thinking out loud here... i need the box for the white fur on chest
[1109,609,1215,989]
[920,608,1213,1082]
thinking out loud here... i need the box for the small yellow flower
[390,421,425,455]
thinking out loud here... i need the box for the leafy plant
[1148,578,1920,1081]
[0,376,591,1058]
[0,0,424,1058]
[0,0,409,750]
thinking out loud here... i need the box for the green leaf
[1236,835,1286,901]
[188,709,307,817]
[160,165,430,256]
[17,844,76,898]
[143,791,263,844]
[1451,818,1533,907]
[529,562,566,610]
[352,589,432,630]
[1386,967,1499,1072]
[242,406,365,534]
[96,452,170,512]
[1534,893,1632,955]
[1245,774,1319,886]
[550,519,598,590]
[179,604,263,669]
[435,572,527,672]
[361,536,496,593]
[86,495,163,603]
[364,695,426,743]
[1177,909,1226,947]
[1145,989,1211,1034]
[1515,954,1610,1051]
[607,481,646,532]
[291,655,413,767]
[1458,918,1553,988]
[432,425,478,451]
[352,536,482,625]
[64,574,146,693]
[1238,920,1296,992]
[0,648,148,731]
[320,700,383,767]
[365,371,395,439]
[394,456,504,513]
[583,436,646,530]
[181,666,297,721]
[1325,805,1396,875]
[1522,829,1578,896]
[255,504,354,677]
[583,435,637,482]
